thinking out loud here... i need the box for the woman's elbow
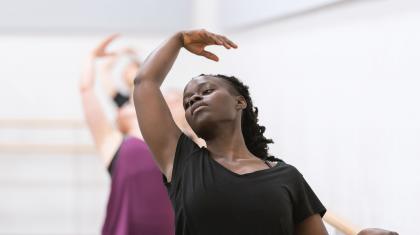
[133,73,143,86]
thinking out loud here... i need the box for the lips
[190,102,208,116]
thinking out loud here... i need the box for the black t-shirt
[164,134,326,235]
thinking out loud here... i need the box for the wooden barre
[0,143,95,154]
[323,211,360,235]
[0,118,86,129]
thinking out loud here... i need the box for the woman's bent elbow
[133,74,143,86]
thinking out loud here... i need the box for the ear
[235,96,247,110]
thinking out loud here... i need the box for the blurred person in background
[79,35,201,235]
[98,46,139,110]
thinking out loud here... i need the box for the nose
[187,94,203,107]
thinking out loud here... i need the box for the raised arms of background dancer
[99,47,139,98]
[79,34,124,166]
[133,29,236,180]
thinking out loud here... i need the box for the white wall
[0,0,193,34]
[215,0,419,233]
[0,0,419,234]
[220,0,346,29]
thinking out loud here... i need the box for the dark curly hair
[200,74,278,162]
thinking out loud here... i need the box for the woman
[133,29,399,235]
[133,29,327,235]
[79,35,193,235]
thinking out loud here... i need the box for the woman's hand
[181,29,238,61]
[358,228,399,235]
[80,34,118,91]
[91,34,119,58]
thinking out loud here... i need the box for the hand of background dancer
[118,47,137,56]
[101,46,138,71]
[91,34,119,58]
[358,228,399,235]
[181,29,238,61]
[80,35,117,91]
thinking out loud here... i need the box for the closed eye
[202,89,214,95]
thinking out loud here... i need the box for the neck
[205,120,252,161]
[125,122,143,140]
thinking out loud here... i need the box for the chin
[192,122,216,141]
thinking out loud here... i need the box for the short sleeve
[163,133,200,187]
[291,171,327,224]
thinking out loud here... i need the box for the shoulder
[270,161,307,184]
[275,160,301,174]
[124,136,147,146]
[118,136,141,146]
[112,138,150,161]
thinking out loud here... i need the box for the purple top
[102,137,175,235]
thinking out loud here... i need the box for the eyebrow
[183,82,213,99]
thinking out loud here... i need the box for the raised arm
[294,214,398,235]
[358,228,399,235]
[133,29,237,180]
[79,35,122,166]
[98,47,140,99]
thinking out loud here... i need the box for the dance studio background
[0,0,419,234]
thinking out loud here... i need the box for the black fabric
[107,145,122,175]
[164,134,326,235]
[112,92,130,108]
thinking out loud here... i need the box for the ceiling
[0,0,193,35]
[0,0,352,35]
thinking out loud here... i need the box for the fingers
[182,29,237,61]
[93,34,120,56]
[100,34,120,48]
[118,47,137,55]
[200,50,219,62]
[213,35,236,49]
[205,31,238,49]
[206,33,224,46]
[104,52,118,57]
[220,35,238,49]
[197,29,237,49]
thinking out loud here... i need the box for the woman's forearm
[79,56,96,92]
[134,32,183,87]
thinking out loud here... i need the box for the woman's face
[183,75,244,139]
[116,103,137,134]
